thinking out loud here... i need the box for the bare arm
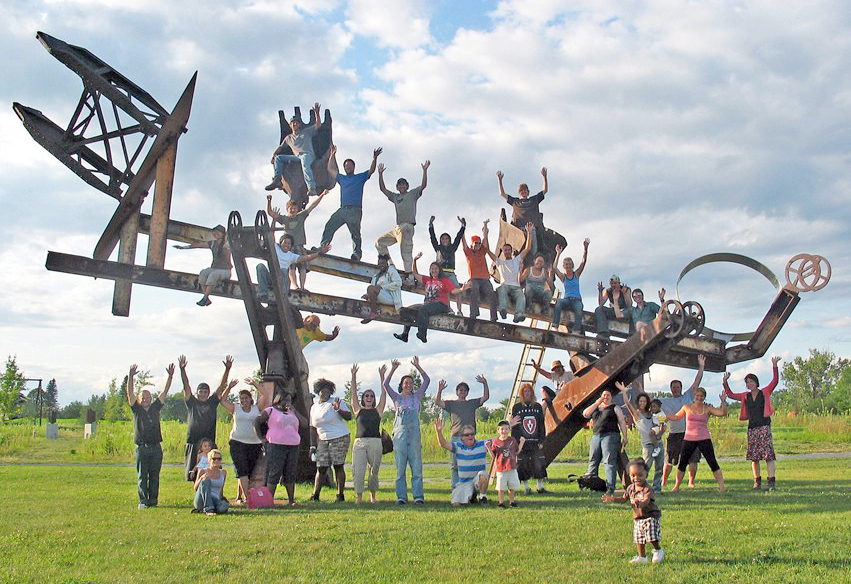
[616,407,628,449]
[615,381,639,423]
[708,396,728,418]
[412,355,430,392]
[411,252,425,284]
[367,147,382,178]
[666,405,688,421]
[159,364,174,403]
[517,222,534,262]
[435,379,447,410]
[688,354,705,394]
[531,359,554,380]
[326,144,338,180]
[294,242,332,265]
[377,380,387,416]
[575,238,590,278]
[496,170,508,201]
[434,418,452,452]
[312,102,321,129]
[304,189,328,214]
[178,355,191,400]
[377,164,393,198]
[350,364,360,416]
[419,160,430,192]
[477,374,490,406]
[582,395,605,419]
[216,355,233,399]
[552,245,565,281]
[325,326,340,342]
[126,364,138,406]
[219,379,238,414]
[254,409,270,438]
[540,167,548,195]
[266,196,281,221]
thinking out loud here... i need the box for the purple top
[384,378,430,412]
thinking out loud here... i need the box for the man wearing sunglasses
[434,418,489,506]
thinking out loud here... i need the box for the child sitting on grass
[486,420,525,508]
[189,438,216,482]
[602,458,664,564]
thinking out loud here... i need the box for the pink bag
[246,486,274,509]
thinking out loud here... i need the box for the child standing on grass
[486,420,525,508]
[602,458,664,564]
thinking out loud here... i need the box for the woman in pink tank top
[666,387,728,492]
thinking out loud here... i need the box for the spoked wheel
[254,210,269,252]
[682,300,705,336]
[662,299,685,339]
[227,210,243,231]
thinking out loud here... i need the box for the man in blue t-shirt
[320,145,382,261]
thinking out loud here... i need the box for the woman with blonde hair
[193,449,228,515]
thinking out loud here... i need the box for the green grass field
[1,457,849,584]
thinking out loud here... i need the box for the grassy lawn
[1,458,849,583]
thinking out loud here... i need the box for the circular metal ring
[254,210,269,252]
[676,253,781,342]
[682,300,705,336]
[785,253,831,292]
[662,299,685,339]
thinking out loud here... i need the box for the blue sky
[1,0,849,406]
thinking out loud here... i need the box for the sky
[1,0,849,407]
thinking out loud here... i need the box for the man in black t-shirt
[127,362,172,509]
[497,167,548,255]
[179,354,232,481]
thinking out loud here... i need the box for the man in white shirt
[487,222,533,323]
[660,355,705,488]
[255,234,330,302]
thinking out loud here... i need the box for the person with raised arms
[220,377,269,504]
[429,215,466,316]
[321,145,382,261]
[382,356,431,505]
[375,160,430,274]
[254,390,307,506]
[659,355,705,489]
[723,356,782,491]
[267,189,329,290]
[173,224,231,307]
[127,362,173,509]
[393,254,463,344]
[266,102,323,198]
[616,382,666,493]
[552,239,589,333]
[349,364,388,504]
[461,220,498,322]
[435,374,490,488]
[666,387,728,493]
[178,354,231,482]
[497,167,548,255]
[487,222,534,323]
[434,418,489,506]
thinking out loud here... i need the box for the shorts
[666,432,700,465]
[496,469,521,491]
[450,471,487,504]
[746,425,776,461]
[633,517,661,544]
[199,267,231,287]
[375,288,395,306]
[229,439,263,478]
[316,434,351,467]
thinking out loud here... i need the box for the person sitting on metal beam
[487,222,534,323]
[521,254,553,317]
[552,238,590,333]
[375,160,430,275]
[631,288,664,333]
[429,215,466,316]
[255,234,330,303]
[173,224,231,307]
[266,102,322,198]
[267,190,329,290]
[362,253,403,324]
[461,219,498,322]
[393,253,463,344]
[595,275,633,337]
[321,144,382,261]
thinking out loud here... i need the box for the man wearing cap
[375,160,430,273]
[173,224,232,307]
[532,359,575,391]
[179,354,233,481]
[435,375,490,488]
[595,275,632,337]
[321,144,382,261]
[266,102,322,199]
[461,220,498,322]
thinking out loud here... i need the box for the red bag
[246,486,274,509]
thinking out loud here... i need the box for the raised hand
[434,417,443,431]
[330,144,337,156]
[351,364,359,376]
[771,355,781,367]
[415,251,423,260]
[378,163,385,174]
[722,371,731,382]
[429,215,435,224]
[166,363,175,377]
[379,364,387,379]
[244,377,258,386]
[312,102,321,117]
[373,147,383,158]
[320,242,332,254]
[411,355,420,368]
[658,288,666,302]
[496,170,504,180]
[438,379,447,391]
[615,381,628,393]
[583,238,590,249]
[422,160,431,171]
[458,216,466,226]
[178,355,188,369]
[598,281,604,292]
[227,379,238,390]
[555,244,562,255]
[390,359,400,370]
[332,326,340,335]
[223,355,233,368]
[698,354,706,367]
[541,167,547,177]
[129,364,138,377]
[476,374,487,384]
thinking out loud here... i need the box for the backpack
[567,474,608,492]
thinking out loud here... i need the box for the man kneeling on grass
[434,418,489,506]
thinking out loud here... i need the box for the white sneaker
[651,446,661,458]
[629,555,649,564]
[652,549,665,564]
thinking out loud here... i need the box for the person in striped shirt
[434,418,489,506]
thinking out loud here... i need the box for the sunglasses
[461,433,475,437]
[211,457,222,461]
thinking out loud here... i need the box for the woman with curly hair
[309,378,352,502]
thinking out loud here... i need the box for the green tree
[103,377,130,421]
[490,397,510,422]
[0,356,27,421]
[59,400,84,419]
[778,349,849,413]
[830,367,851,413]
[44,379,58,413]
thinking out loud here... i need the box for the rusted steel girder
[12,32,170,199]
[541,317,685,465]
[725,287,800,365]
[42,250,725,372]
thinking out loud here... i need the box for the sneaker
[513,314,526,323]
[264,181,279,191]
[479,496,488,505]
[499,310,507,319]
[536,488,548,494]
[393,333,409,343]
[196,298,209,306]
[524,487,532,495]
[309,494,320,502]
[335,494,345,503]
[629,555,649,564]
[351,253,361,261]
[753,477,762,490]
[509,501,518,507]
[652,549,665,564]
[414,499,424,505]
[497,503,506,508]
[361,311,378,324]
[651,446,661,458]
[766,477,776,491]
[138,503,148,509]
[397,500,407,505]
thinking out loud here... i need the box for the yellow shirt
[297,327,327,348]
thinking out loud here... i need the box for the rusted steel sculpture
[270,107,334,209]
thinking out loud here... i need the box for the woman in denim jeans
[552,238,589,333]
[582,388,628,495]
[381,356,430,504]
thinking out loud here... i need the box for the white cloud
[344,0,432,49]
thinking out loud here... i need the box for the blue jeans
[256,263,292,299]
[393,408,423,502]
[321,206,363,258]
[553,297,583,332]
[595,305,632,336]
[136,443,163,506]
[274,151,316,193]
[641,443,665,493]
[193,479,229,513]
[587,431,621,493]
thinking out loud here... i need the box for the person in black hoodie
[428,215,465,316]
[511,383,548,494]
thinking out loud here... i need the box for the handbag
[246,486,275,509]
[381,429,394,454]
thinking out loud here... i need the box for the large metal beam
[725,287,800,365]
[42,251,725,371]
[138,214,213,244]
[145,142,177,268]
[93,72,197,261]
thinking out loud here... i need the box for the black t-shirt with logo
[511,401,546,451]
